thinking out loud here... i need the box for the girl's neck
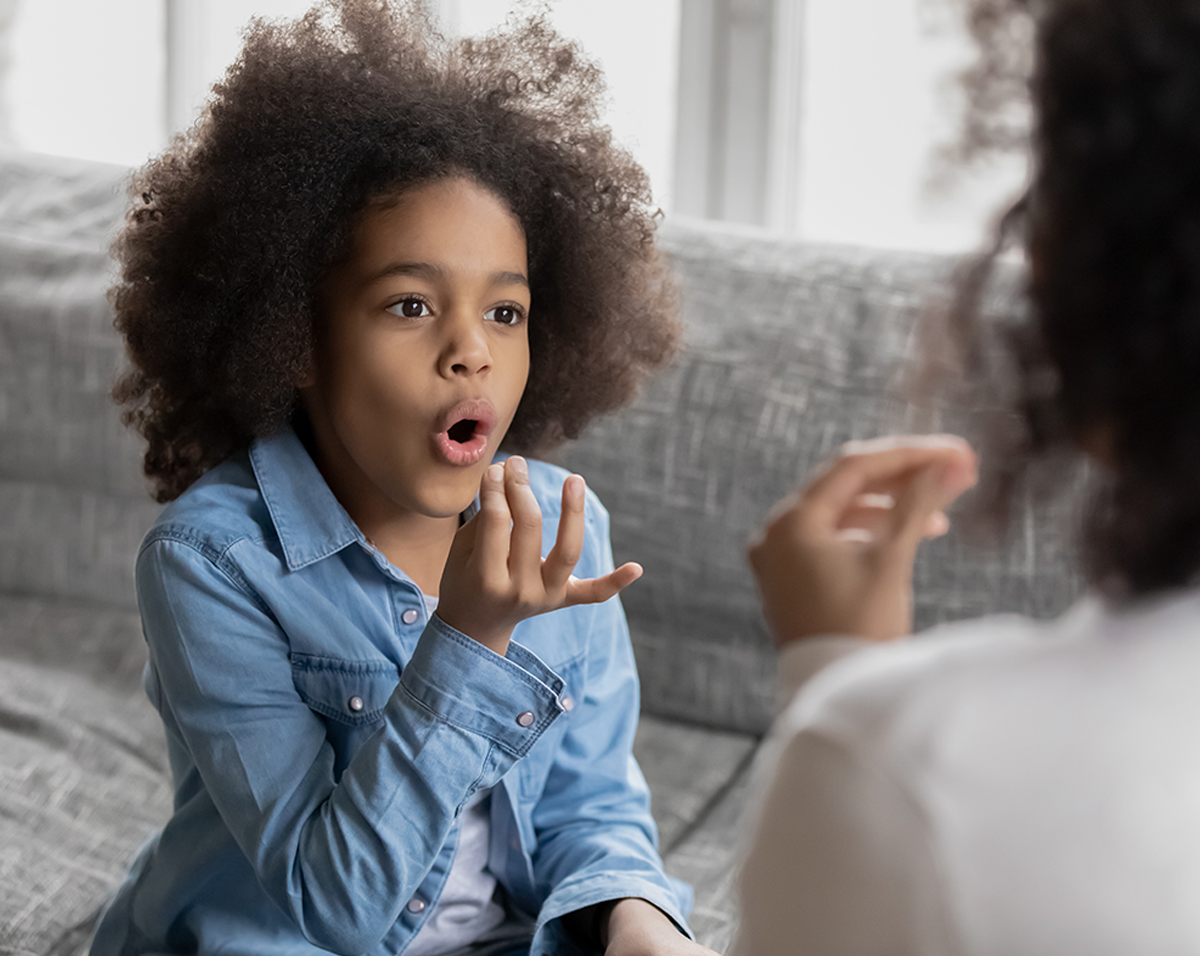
[364,514,458,596]
[294,413,461,595]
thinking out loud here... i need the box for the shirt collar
[249,426,366,571]
[249,425,485,573]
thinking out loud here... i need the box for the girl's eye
[388,297,431,319]
[487,305,525,326]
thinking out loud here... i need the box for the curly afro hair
[944,0,1200,596]
[111,0,679,502]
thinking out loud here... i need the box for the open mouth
[435,400,496,466]
[447,418,479,445]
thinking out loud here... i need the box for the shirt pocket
[290,653,400,781]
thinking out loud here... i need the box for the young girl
[90,3,714,954]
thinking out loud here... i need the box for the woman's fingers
[565,562,644,607]
[837,496,949,540]
[543,474,586,593]
[800,435,976,535]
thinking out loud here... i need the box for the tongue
[448,419,476,444]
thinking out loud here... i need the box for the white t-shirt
[405,789,510,956]
[406,592,511,956]
[735,591,1200,956]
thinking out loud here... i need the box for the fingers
[798,435,977,536]
[885,462,955,560]
[837,495,949,541]
[475,462,512,578]
[544,474,586,592]
[565,562,644,607]
[503,457,545,590]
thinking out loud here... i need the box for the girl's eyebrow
[366,261,529,289]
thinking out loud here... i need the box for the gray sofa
[0,146,1080,955]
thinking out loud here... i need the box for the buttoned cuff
[401,615,569,758]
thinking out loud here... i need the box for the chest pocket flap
[291,653,400,725]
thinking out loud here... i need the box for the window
[2,0,1024,252]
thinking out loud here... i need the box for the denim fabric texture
[89,428,692,956]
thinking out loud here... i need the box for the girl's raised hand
[437,456,643,655]
[747,435,978,645]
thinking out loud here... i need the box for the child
[90,3,713,954]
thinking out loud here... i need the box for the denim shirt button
[348,696,364,713]
[516,711,535,728]
[406,897,426,914]
[401,608,420,625]
[559,696,575,712]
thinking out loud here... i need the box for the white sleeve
[734,727,958,956]
[775,637,871,708]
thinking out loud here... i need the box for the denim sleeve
[137,535,565,955]
[526,496,695,952]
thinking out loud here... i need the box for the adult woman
[736,1,1200,953]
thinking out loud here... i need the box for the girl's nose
[438,307,492,378]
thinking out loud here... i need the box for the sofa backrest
[0,149,1082,734]
[0,148,158,612]
[559,220,1083,734]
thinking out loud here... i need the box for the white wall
[796,0,1027,252]
[440,0,681,213]
[8,0,164,168]
[5,0,680,211]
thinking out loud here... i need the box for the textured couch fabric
[0,147,1080,955]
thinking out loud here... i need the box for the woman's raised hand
[437,456,643,655]
[747,435,978,645]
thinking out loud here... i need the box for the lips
[434,399,497,466]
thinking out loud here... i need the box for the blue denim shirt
[91,428,692,956]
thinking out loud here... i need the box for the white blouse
[735,591,1200,956]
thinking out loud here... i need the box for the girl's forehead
[337,177,529,287]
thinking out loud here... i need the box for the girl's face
[301,176,531,536]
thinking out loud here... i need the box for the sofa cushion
[0,595,147,696]
[631,713,756,854]
[0,658,171,956]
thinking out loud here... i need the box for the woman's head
[953,0,1200,595]
[113,0,679,502]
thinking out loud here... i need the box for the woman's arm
[736,727,954,956]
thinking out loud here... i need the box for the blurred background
[0,0,1027,253]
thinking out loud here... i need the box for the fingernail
[487,464,503,482]
[565,474,584,503]
[509,456,528,478]
[939,461,978,495]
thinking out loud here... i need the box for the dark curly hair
[111,0,679,502]
[940,0,1200,596]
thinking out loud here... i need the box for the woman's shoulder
[779,592,1200,763]
[777,611,1072,753]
